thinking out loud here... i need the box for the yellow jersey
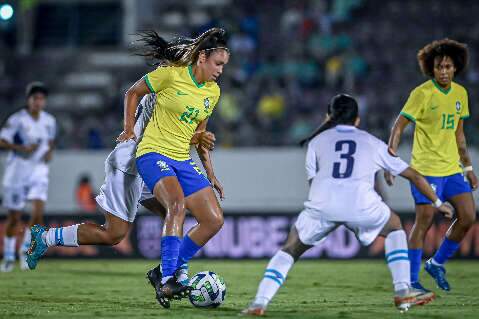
[400,80,469,176]
[137,65,220,160]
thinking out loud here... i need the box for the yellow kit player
[386,39,477,293]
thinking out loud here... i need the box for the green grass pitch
[1,259,478,318]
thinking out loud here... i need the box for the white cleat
[0,259,15,272]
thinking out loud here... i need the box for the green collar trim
[188,65,205,88]
[432,79,451,95]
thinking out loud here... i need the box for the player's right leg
[243,209,328,316]
[408,204,435,292]
[379,211,435,311]
[136,153,191,308]
[408,176,439,292]
[27,164,142,269]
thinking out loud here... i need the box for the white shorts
[2,181,49,211]
[95,162,153,223]
[295,202,391,246]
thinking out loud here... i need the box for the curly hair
[417,38,469,77]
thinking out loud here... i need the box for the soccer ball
[188,271,226,308]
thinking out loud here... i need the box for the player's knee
[166,199,186,218]
[105,231,126,245]
[459,213,475,230]
[209,214,224,234]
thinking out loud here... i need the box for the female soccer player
[26,94,216,270]
[117,28,230,308]
[243,94,453,315]
[0,82,56,272]
[385,39,477,293]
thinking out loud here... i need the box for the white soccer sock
[21,227,32,253]
[385,230,410,292]
[3,236,16,261]
[44,225,79,247]
[253,250,295,307]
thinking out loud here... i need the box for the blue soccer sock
[432,238,460,265]
[161,236,181,281]
[408,248,422,283]
[177,235,202,268]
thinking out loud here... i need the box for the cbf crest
[204,97,211,113]
[456,101,461,112]
[156,160,170,172]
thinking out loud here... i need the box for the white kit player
[243,94,454,315]
[26,93,216,271]
[0,82,56,272]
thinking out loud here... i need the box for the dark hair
[26,81,48,98]
[417,38,469,77]
[300,94,359,146]
[135,28,228,67]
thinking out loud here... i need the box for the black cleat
[155,277,192,308]
[146,264,162,289]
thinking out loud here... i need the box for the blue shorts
[136,152,211,197]
[410,173,471,205]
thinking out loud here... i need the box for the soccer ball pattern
[188,271,226,308]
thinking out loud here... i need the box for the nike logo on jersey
[177,91,188,96]
[430,105,439,110]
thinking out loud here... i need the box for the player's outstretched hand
[198,131,216,150]
[437,202,454,219]
[384,171,395,186]
[209,174,225,200]
[466,171,478,191]
[116,130,136,142]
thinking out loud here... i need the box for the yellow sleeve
[461,90,470,120]
[400,88,426,122]
[144,67,172,93]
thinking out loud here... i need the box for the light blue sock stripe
[387,256,410,264]
[385,249,409,259]
[265,268,285,281]
[55,228,59,245]
[59,227,64,246]
[263,275,282,286]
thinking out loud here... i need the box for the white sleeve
[376,141,409,176]
[305,143,318,180]
[0,114,20,143]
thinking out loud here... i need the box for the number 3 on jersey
[332,140,356,178]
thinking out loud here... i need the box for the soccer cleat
[0,259,15,272]
[408,287,435,306]
[241,303,266,316]
[155,277,192,308]
[26,225,48,270]
[425,259,450,291]
[394,287,435,311]
[146,264,162,289]
[175,264,189,286]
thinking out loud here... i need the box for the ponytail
[134,28,228,67]
[299,118,336,146]
[300,93,359,146]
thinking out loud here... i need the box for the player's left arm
[43,118,57,163]
[456,119,478,190]
[194,119,224,199]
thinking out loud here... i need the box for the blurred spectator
[76,175,97,213]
